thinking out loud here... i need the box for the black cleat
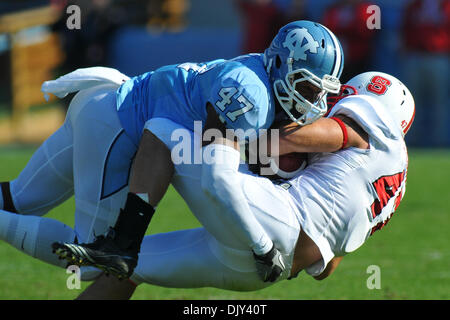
[52,193,156,280]
[52,231,137,280]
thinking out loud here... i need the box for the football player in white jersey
[74,71,415,299]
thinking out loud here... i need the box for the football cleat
[52,231,137,279]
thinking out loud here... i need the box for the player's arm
[201,103,273,256]
[313,256,343,281]
[269,115,369,156]
[200,103,282,282]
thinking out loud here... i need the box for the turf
[0,146,448,300]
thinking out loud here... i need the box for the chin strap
[326,84,358,116]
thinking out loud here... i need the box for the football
[269,152,308,179]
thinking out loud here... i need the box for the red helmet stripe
[403,102,415,134]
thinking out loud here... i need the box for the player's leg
[78,227,269,300]
[98,128,173,262]
[0,87,125,279]
[0,209,76,268]
[52,85,155,278]
[0,103,75,215]
[132,228,269,291]
[0,87,79,269]
[76,273,137,300]
[75,228,264,299]
[0,83,121,215]
[0,207,103,281]
[0,89,85,268]
[70,85,135,244]
[0,84,119,255]
[54,118,175,278]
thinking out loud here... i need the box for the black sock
[112,193,155,251]
[1,182,18,213]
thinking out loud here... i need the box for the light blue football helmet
[264,20,344,125]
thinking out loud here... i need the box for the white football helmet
[346,72,415,136]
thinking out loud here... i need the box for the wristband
[330,117,348,150]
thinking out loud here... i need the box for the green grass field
[0,146,449,300]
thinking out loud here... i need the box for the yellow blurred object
[0,108,65,144]
[0,6,60,33]
[147,0,190,31]
[0,6,66,144]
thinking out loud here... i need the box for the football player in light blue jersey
[115,55,275,147]
[0,55,276,279]
[0,21,344,288]
[52,20,344,281]
[0,53,276,279]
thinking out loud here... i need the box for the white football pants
[9,84,133,241]
[1,84,133,278]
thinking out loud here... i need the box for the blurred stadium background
[0,0,448,300]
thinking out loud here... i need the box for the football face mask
[273,68,340,125]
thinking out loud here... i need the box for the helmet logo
[282,28,319,61]
[367,75,391,95]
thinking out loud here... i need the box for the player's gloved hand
[253,244,286,282]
